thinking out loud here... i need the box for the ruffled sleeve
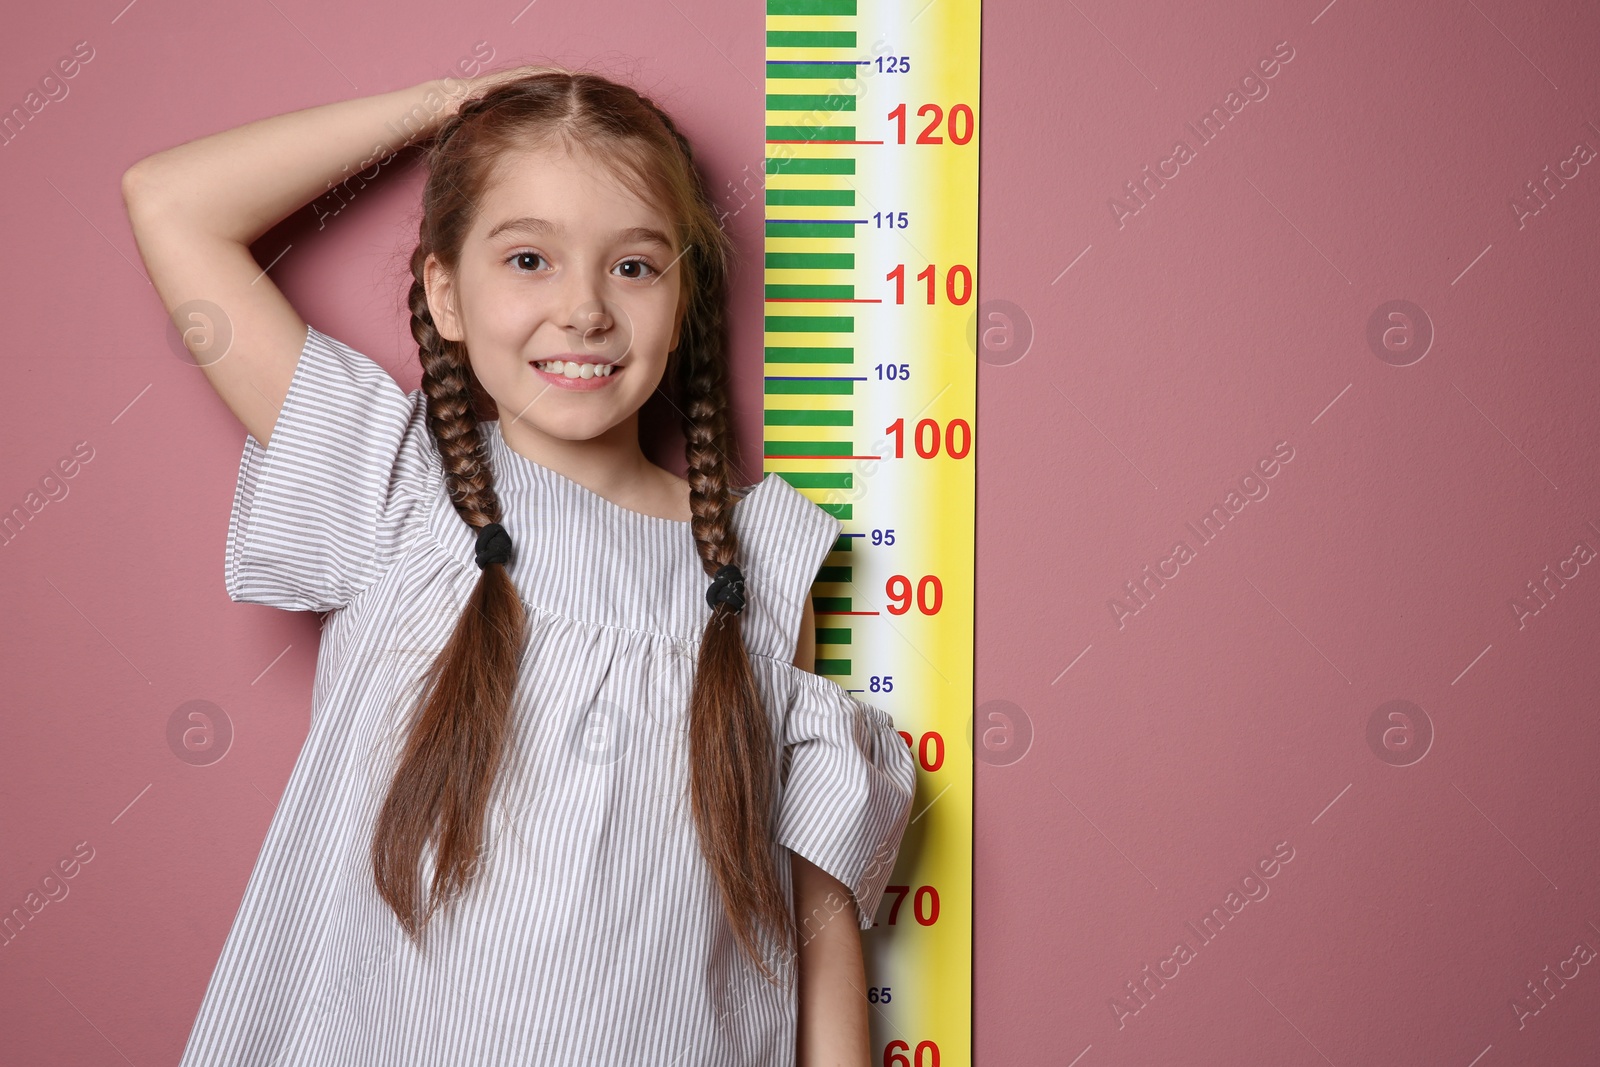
[731,472,918,927]
[224,324,434,614]
[773,665,917,930]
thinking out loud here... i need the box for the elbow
[120,160,151,221]
[121,157,171,224]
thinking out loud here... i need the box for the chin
[503,406,624,441]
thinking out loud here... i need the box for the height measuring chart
[763,1,979,1063]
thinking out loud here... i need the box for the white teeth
[535,360,614,377]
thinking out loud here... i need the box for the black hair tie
[475,522,513,569]
[706,563,746,614]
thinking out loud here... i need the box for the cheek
[469,288,541,340]
[458,304,532,386]
[459,263,537,327]
[627,288,683,342]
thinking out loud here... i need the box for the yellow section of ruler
[764,1,978,1062]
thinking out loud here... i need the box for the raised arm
[120,77,471,446]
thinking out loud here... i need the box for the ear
[423,252,465,342]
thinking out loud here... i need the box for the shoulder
[729,474,841,662]
[224,324,450,612]
[742,472,839,539]
[299,326,454,534]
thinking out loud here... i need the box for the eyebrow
[484,215,675,251]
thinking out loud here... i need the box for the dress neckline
[479,420,768,529]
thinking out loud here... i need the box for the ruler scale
[763,1,979,1063]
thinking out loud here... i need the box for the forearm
[792,851,871,1066]
[123,77,466,242]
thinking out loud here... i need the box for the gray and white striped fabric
[180,324,917,1066]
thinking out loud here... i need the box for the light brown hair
[369,69,793,984]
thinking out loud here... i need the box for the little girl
[123,66,916,1065]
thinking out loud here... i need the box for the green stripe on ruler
[766,0,856,15]
[765,31,856,47]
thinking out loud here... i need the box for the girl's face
[423,140,686,443]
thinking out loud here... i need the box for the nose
[567,298,613,340]
[560,268,632,362]
[560,266,610,335]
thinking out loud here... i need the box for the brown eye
[615,258,657,280]
[508,251,546,271]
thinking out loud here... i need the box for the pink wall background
[2,0,1597,1064]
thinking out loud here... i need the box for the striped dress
[177,325,918,1066]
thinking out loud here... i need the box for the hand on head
[441,64,571,117]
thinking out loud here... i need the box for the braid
[681,351,739,567]
[681,336,791,981]
[406,268,500,529]
[636,97,740,567]
[637,94,796,983]
[368,253,526,943]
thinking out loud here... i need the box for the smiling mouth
[530,358,621,379]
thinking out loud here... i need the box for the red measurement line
[765,139,886,145]
[763,454,884,460]
[816,610,882,616]
[765,298,884,304]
